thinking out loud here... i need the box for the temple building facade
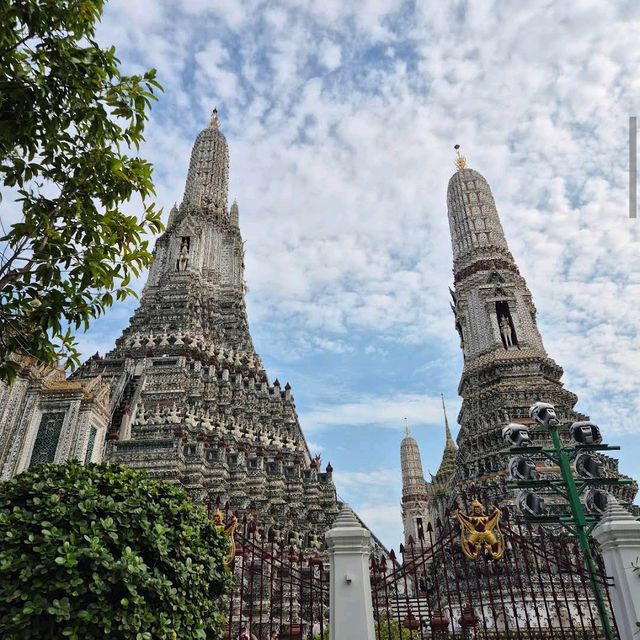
[0,355,111,479]
[0,111,344,551]
[401,153,637,542]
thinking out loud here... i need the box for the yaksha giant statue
[456,499,505,560]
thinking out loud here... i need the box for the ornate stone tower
[400,399,459,546]
[400,419,430,545]
[126,109,251,353]
[446,152,636,506]
[0,112,342,549]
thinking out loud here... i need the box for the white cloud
[305,441,324,454]
[356,503,403,550]
[334,469,399,489]
[72,0,640,536]
[319,40,342,70]
[301,393,458,432]
[333,470,404,548]
[89,0,640,438]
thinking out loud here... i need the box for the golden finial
[454,144,467,171]
[403,417,410,436]
[210,107,219,129]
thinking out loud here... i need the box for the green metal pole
[547,423,615,640]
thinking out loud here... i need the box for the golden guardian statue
[456,499,505,560]
[213,509,238,566]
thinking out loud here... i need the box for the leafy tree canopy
[0,0,164,383]
[0,461,231,639]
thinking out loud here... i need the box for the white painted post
[591,496,640,640]
[325,505,376,640]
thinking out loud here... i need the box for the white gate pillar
[591,496,640,640]
[325,504,376,640]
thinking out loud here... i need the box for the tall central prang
[69,111,341,547]
[123,109,253,353]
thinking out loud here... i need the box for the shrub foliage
[0,461,231,639]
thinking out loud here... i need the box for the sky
[68,0,640,548]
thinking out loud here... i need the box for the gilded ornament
[210,107,219,128]
[454,144,467,170]
[213,509,238,566]
[456,499,505,560]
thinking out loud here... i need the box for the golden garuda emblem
[212,509,238,566]
[456,499,505,560]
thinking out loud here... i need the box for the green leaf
[0,461,230,637]
[0,0,165,381]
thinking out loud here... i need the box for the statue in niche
[496,300,517,349]
[184,407,198,428]
[159,328,170,346]
[166,403,180,425]
[176,244,189,271]
[499,316,514,348]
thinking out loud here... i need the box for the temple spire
[447,162,512,268]
[182,110,229,213]
[441,393,455,450]
[432,395,458,491]
[400,414,429,547]
[444,162,601,507]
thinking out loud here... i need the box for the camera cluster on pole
[501,403,631,527]
[501,401,633,640]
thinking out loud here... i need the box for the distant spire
[230,198,239,226]
[441,393,455,449]
[210,107,219,129]
[403,417,410,436]
[167,202,179,227]
[454,144,467,171]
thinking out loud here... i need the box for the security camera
[518,491,546,517]
[502,423,532,448]
[575,452,604,479]
[529,402,559,428]
[509,456,539,481]
[570,421,603,446]
[584,489,609,515]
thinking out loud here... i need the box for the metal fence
[215,504,619,640]
[218,505,329,640]
[370,512,619,639]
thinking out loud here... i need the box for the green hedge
[0,461,231,639]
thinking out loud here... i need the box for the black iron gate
[222,510,329,639]
[370,512,619,639]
